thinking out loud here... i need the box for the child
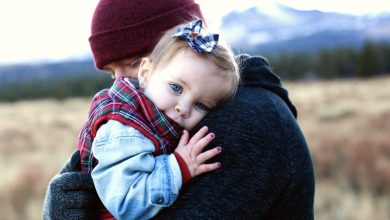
[76,20,240,219]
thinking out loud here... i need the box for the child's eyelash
[169,83,183,93]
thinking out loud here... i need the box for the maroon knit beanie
[89,0,204,70]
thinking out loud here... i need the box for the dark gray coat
[43,55,315,220]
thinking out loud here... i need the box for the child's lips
[172,118,182,126]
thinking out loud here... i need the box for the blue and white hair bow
[173,20,219,53]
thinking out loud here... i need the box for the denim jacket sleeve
[91,120,182,220]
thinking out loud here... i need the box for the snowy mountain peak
[221,4,390,54]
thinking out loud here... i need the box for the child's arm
[91,120,177,219]
[91,120,219,219]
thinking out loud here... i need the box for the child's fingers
[192,132,215,155]
[196,146,222,164]
[188,126,209,144]
[197,162,221,175]
[177,130,189,147]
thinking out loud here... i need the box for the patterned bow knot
[173,20,219,53]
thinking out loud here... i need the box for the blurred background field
[1,1,390,219]
[0,76,389,220]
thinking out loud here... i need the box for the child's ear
[137,57,152,88]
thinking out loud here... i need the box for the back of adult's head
[89,0,204,70]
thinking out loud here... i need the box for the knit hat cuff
[89,3,203,70]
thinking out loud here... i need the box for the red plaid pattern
[76,77,182,174]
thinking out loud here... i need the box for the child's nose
[175,103,191,117]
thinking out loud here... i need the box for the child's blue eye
[195,103,210,111]
[170,83,183,94]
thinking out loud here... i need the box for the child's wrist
[173,152,192,185]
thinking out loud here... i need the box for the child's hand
[174,126,222,178]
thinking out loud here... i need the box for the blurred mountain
[221,4,390,54]
[0,59,101,85]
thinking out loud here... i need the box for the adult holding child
[43,0,315,219]
[78,19,240,219]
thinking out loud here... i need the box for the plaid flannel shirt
[77,77,181,174]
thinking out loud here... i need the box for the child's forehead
[164,60,220,85]
[164,49,217,72]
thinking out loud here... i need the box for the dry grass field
[1,77,389,220]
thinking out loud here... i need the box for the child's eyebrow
[175,77,189,89]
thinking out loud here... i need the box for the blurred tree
[336,48,358,78]
[358,42,382,77]
[317,49,338,79]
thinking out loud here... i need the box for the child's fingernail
[218,162,222,167]
[209,133,215,139]
[216,146,222,152]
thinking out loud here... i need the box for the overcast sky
[0,0,389,65]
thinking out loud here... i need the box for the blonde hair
[147,21,240,101]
